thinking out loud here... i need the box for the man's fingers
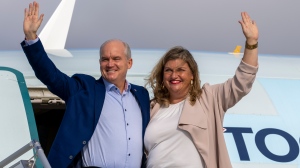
[25,2,39,18]
[34,2,39,16]
[28,3,32,16]
[24,8,28,19]
[31,2,35,16]
[38,14,44,24]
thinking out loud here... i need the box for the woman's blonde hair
[146,46,202,107]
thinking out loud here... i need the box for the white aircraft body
[1,0,300,167]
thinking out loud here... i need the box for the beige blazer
[150,61,258,168]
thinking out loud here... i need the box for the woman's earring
[191,80,193,85]
[161,82,165,89]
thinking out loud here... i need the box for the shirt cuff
[24,37,39,46]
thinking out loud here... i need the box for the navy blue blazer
[21,40,150,168]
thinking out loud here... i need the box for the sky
[1,0,300,56]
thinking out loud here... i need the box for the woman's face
[163,59,194,101]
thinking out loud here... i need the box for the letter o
[255,128,299,162]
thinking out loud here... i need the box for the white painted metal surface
[0,70,34,168]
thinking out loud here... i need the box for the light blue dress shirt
[81,78,143,167]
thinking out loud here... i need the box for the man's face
[100,41,132,87]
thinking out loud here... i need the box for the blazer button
[69,155,73,159]
[83,141,86,145]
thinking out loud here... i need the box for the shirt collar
[102,78,131,93]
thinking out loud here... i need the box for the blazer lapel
[94,77,106,128]
[178,97,209,167]
[179,98,207,128]
[130,86,149,137]
[150,102,161,119]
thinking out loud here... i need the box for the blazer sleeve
[204,60,258,113]
[21,40,80,101]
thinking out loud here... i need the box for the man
[21,2,150,167]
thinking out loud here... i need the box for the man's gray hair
[99,39,131,59]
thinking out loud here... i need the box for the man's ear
[128,58,133,69]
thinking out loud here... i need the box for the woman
[144,12,259,168]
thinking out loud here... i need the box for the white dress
[144,100,204,168]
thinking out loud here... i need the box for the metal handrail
[0,140,51,168]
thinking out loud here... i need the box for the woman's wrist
[246,39,258,45]
[245,41,258,50]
